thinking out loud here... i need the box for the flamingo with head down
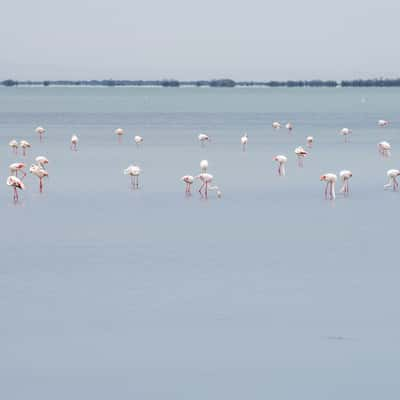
[273,155,287,176]
[320,173,337,200]
[384,169,400,191]
[7,176,25,202]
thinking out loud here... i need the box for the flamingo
[200,159,209,173]
[124,164,141,188]
[198,133,210,146]
[9,163,26,179]
[6,176,25,202]
[273,155,287,176]
[384,169,400,191]
[339,170,352,195]
[378,119,389,127]
[240,133,248,151]
[180,175,194,194]
[209,185,222,198]
[35,126,45,141]
[286,122,293,133]
[115,128,124,143]
[272,121,281,130]
[70,134,79,151]
[29,164,48,193]
[35,156,49,169]
[378,141,391,157]
[306,136,314,148]
[320,173,337,200]
[340,128,352,143]
[196,173,213,197]
[9,140,18,154]
[294,146,308,167]
[134,135,144,146]
[20,140,31,156]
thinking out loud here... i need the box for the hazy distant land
[3,78,400,88]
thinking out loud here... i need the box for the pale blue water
[1,87,400,399]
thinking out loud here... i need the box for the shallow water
[1,87,399,399]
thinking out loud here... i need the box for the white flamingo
[200,160,209,173]
[378,119,389,127]
[134,135,144,147]
[272,121,281,130]
[35,156,49,169]
[240,133,248,151]
[198,133,210,146]
[306,136,314,148]
[320,173,337,200]
[71,134,79,151]
[35,126,45,141]
[124,164,141,188]
[180,175,194,194]
[294,146,308,167]
[340,128,352,143]
[9,163,26,179]
[20,140,31,156]
[378,141,391,157]
[339,170,352,195]
[29,164,48,193]
[273,155,287,176]
[384,169,400,191]
[115,128,124,143]
[285,122,293,132]
[7,176,25,202]
[196,173,213,197]
[9,140,18,154]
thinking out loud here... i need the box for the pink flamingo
[306,136,314,148]
[320,173,337,200]
[7,176,25,202]
[384,169,400,191]
[9,163,26,179]
[294,146,308,167]
[71,135,79,151]
[9,140,18,155]
[36,126,45,142]
[20,140,31,156]
[181,175,194,194]
[378,141,391,157]
[30,164,48,193]
[273,155,287,176]
[339,170,352,195]
[196,173,213,197]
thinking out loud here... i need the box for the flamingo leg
[39,177,43,193]
[198,182,205,194]
[205,182,208,198]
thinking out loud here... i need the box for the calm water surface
[0,87,399,399]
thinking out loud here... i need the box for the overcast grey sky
[1,0,399,80]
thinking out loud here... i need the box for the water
[1,87,399,399]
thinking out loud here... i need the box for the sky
[1,0,399,81]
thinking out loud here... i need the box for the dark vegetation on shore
[3,78,400,88]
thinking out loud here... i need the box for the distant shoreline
[3,78,400,88]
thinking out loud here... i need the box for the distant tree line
[3,78,400,88]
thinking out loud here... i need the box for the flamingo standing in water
[320,173,337,200]
[240,133,248,151]
[9,140,18,154]
[35,156,49,169]
[134,135,144,147]
[30,164,48,193]
[198,133,210,146]
[70,134,79,151]
[294,146,308,167]
[286,122,293,133]
[272,122,281,130]
[6,176,25,202]
[339,170,353,195]
[209,185,222,198]
[273,155,287,176]
[378,119,389,127]
[384,169,400,191]
[9,163,26,178]
[20,140,31,156]
[181,175,194,194]
[340,128,352,143]
[378,141,391,157]
[35,126,45,142]
[196,173,213,197]
[200,159,208,173]
[115,128,124,143]
[306,136,314,148]
[124,164,141,188]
